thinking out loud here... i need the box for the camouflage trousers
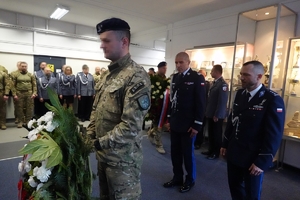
[98,161,141,200]
[16,90,33,124]
[148,120,163,147]
[0,91,6,126]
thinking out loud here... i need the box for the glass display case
[186,42,253,109]
[283,37,300,140]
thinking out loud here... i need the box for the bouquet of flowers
[18,89,94,200]
[145,75,170,122]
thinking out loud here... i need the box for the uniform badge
[201,82,205,86]
[130,82,145,94]
[259,90,265,97]
[277,108,283,113]
[137,95,150,110]
[222,86,227,91]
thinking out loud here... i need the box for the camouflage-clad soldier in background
[10,61,22,124]
[11,62,37,128]
[0,71,11,130]
[93,66,101,85]
[0,65,8,74]
[87,18,151,200]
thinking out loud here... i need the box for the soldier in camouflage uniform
[0,65,8,74]
[0,71,11,130]
[11,62,37,128]
[86,18,151,200]
[93,66,101,85]
[10,61,22,123]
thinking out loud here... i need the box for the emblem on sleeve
[277,108,283,113]
[223,86,227,91]
[137,95,150,110]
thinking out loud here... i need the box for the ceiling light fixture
[50,5,70,20]
[265,12,270,15]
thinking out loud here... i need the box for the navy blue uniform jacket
[222,85,285,170]
[168,69,206,132]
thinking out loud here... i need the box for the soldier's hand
[31,94,36,99]
[93,95,95,99]
[213,116,218,122]
[165,123,170,131]
[40,98,44,102]
[14,95,18,100]
[188,127,198,138]
[220,147,227,157]
[74,95,77,98]
[249,163,263,176]
[3,95,8,101]
[78,95,81,100]
[59,95,63,99]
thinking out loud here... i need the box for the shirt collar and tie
[245,84,262,102]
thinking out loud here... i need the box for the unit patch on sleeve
[137,94,150,110]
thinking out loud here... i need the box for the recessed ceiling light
[265,12,270,15]
[50,5,70,20]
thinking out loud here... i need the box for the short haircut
[20,62,27,66]
[149,68,155,72]
[213,64,223,74]
[82,64,89,69]
[115,30,131,44]
[39,62,46,67]
[243,60,265,74]
[157,61,167,68]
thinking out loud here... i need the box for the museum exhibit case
[280,37,300,169]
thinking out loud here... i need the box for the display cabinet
[279,37,300,169]
[186,42,253,109]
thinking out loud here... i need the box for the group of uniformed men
[0,62,107,130]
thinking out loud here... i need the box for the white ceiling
[0,0,253,34]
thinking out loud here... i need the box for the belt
[17,90,31,92]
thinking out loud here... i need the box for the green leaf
[28,146,55,162]
[19,139,48,155]
[46,147,62,168]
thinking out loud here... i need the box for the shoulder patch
[222,85,228,91]
[137,94,150,110]
[130,82,145,94]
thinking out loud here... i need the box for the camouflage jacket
[11,71,37,96]
[87,54,151,167]
[0,71,11,94]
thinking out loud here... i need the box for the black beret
[96,18,130,35]
[157,61,167,68]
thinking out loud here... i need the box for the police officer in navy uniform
[220,61,285,200]
[202,64,228,159]
[164,52,206,193]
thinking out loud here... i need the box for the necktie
[176,73,183,83]
[242,92,251,105]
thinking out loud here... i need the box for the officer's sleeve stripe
[258,153,274,159]
[194,120,203,125]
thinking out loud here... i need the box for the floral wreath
[18,89,94,200]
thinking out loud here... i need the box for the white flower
[27,119,36,129]
[45,121,58,132]
[36,183,44,191]
[28,129,39,141]
[18,161,24,172]
[151,85,154,88]
[167,86,170,89]
[33,161,52,183]
[24,162,32,173]
[43,112,54,123]
[156,82,160,86]
[37,116,45,125]
[28,176,37,187]
[158,86,162,89]
[152,96,155,99]
[156,90,159,93]
[160,95,163,99]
